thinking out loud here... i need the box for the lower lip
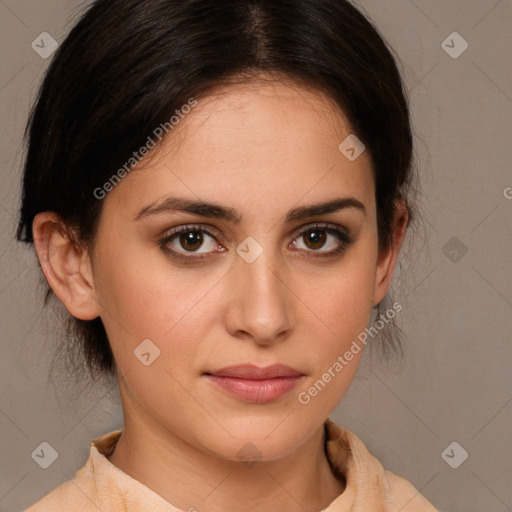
[205,375,303,404]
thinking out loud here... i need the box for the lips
[207,364,303,379]
[204,364,304,404]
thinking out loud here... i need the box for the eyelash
[159,223,354,263]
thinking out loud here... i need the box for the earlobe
[32,212,100,321]
[372,200,409,307]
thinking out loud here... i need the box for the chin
[196,412,321,463]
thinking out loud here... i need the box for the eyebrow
[134,196,366,223]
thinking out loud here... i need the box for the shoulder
[384,470,441,512]
[24,483,97,512]
[24,430,123,511]
[24,483,94,511]
[324,418,440,511]
[24,456,98,511]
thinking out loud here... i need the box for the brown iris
[180,231,204,251]
[303,229,326,250]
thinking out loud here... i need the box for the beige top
[25,418,439,511]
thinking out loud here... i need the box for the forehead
[105,77,375,221]
[171,76,354,157]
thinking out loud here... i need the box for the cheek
[97,268,205,353]
[94,247,224,383]
[315,254,376,337]
[93,226,187,332]
[296,268,374,411]
[300,245,376,385]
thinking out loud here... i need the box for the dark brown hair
[17,0,419,385]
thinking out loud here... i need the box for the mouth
[204,364,305,404]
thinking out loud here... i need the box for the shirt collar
[89,418,391,511]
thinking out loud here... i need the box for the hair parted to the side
[16,0,421,386]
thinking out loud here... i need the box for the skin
[33,75,408,512]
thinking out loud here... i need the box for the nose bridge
[227,236,293,342]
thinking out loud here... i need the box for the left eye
[292,227,345,252]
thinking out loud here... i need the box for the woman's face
[88,77,398,461]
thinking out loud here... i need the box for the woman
[18,0,439,510]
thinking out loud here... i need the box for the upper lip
[205,364,303,380]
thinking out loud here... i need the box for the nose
[224,247,294,346]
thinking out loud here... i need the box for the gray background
[1,0,511,511]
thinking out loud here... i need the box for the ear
[372,200,409,307]
[32,212,100,320]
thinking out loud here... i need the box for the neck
[107,414,345,511]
